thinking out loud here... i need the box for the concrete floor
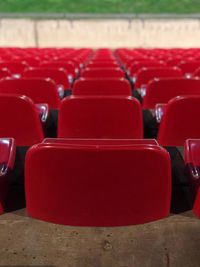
[0,209,200,267]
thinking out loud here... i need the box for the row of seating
[1,48,200,226]
[1,93,200,147]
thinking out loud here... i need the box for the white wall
[0,18,200,48]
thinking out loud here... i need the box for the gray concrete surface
[0,209,200,267]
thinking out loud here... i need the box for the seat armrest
[35,104,49,123]
[57,85,65,99]
[0,138,16,176]
[155,103,167,123]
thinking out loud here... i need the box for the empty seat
[81,68,125,78]
[134,67,183,90]
[193,67,200,78]
[23,68,70,92]
[143,78,200,109]
[0,61,28,77]
[0,138,16,214]
[58,96,143,139]
[129,61,166,79]
[0,95,44,146]
[184,139,200,218]
[87,62,119,68]
[40,61,77,79]
[157,96,200,146]
[178,61,200,76]
[73,78,132,96]
[0,78,60,109]
[0,68,11,79]
[184,139,200,199]
[22,57,40,67]
[25,139,171,226]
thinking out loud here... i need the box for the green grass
[0,0,199,14]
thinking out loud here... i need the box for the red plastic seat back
[23,68,70,89]
[0,68,11,79]
[0,95,44,146]
[193,67,200,78]
[129,61,166,77]
[157,96,200,146]
[135,67,182,89]
[40,61,76,78]
[81,68,125,78]
[73,78,131,96]
[143,78,200,109]
[0,138,16,215]
[0,78,60,109]
[43,138,158,146]
[185,139,200,167]
[184,139,200,198]
[0,62,28,75]
[25,141,171,226]
[87,62,119,68]
[178,61,200,75]
[58,96,143,139]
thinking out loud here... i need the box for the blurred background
[0,0,200,48]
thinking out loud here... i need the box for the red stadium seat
[0,95,44,146]
[184,139,200,218]
[184,139,200,199]
[81,68,125,78]
[0,138,16,215]
[40,61,77,80]
[0,78,60,109]
[157,96,200,146]
[193,67,200,78]
[178,61,200,76]
[87,62,119,68]
[23,68,70,93]
[134,67,183,90]
[0,68,11,79]
[0,61,29,77]
[143,78,200,109]
[129,61,166,79]
[22,57,40,67]
[25,139,171,226]
[58,96,143,139]
[73,78,132,96]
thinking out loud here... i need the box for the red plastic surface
[81,68,125,78]
[23,68,70,89]
[178,61,200,75]
[43,138,158,146]
[58,96,143,139]
[0,138,16,214]
[143,78,200,109]
[0,62,28,75]
[0,94,44,146]
[129,61,166,77]
[25,142,171,226]
[0,68,11,79]
[73,78,131,96]
[40,62,76,78]
[87,62,119,68]
[157,96,200,146]
[184,139,200,199]
[0,78,60,109]
[134,67,183,89]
